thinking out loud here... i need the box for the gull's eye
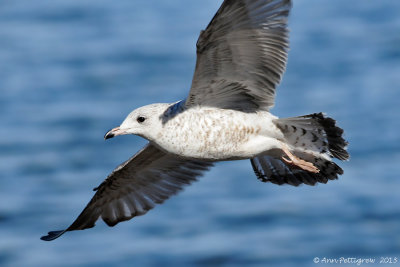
[136,116,146,123]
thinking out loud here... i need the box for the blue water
[1,0,399,266]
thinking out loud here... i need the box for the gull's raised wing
[41,143,213,241]
[186,0,291,112]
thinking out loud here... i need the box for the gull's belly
[157,108,284,160]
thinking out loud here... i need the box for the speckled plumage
[42,0,349,241]
[158,106,281,160]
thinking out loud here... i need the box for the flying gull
[41,0,349,241]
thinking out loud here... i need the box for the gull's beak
[104,127,127,140]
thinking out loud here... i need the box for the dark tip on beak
[104,129,115,140]
[104,126,126,140]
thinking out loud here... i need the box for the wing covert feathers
[187,0,292,111]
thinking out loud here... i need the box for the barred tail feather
[275,113,349,161]
[250,113,348,186]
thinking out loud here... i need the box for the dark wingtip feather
[314,113,350,161]
[40,230,66,241]
[251,154,343,187]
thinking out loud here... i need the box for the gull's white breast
[156,107,284,160]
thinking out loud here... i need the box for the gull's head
[104,103,170,141]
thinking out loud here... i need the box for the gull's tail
[251,113,349,186]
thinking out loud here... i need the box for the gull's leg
[281,143,319,173]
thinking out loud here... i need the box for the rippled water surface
[1,0,399,266]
